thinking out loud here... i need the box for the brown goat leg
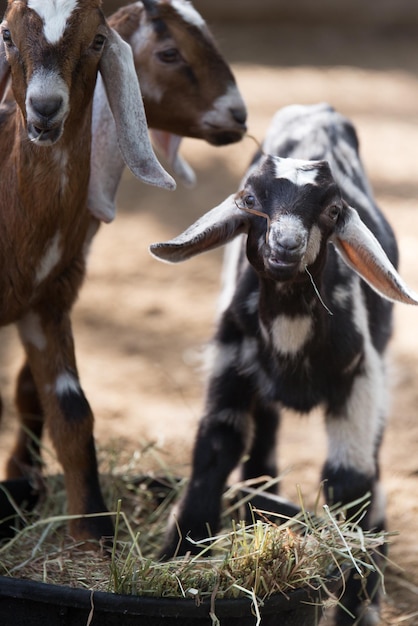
[6,361,45,479]
[17,311,114,546]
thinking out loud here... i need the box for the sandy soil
[1,22,418,624]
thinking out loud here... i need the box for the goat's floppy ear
[150,195,250,263]
[151,130,197,187]
[332,204,418,305]
[99,28,175,191]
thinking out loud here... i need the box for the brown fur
[1,0,113,543]
[3,0,245,545]
[109,1,245,143]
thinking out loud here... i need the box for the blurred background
[0,1,418,623]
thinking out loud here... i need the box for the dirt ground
[1,21,418,625]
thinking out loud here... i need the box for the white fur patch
[18,311,47,351]
[325,285,388,475]
[205,342,237,377]
[325,364,385,476]
[171,0,205,28]
[239,338,259,375]
[274,157,319,187]
[35,232,62,284]
[200,85,246,128]
[332,284,351,307]
[55,371,82,397]
[130,22,164,103]
[304,224,322,266]
[268,215,305,250]
[270,315,312,355]
[28,0,78,44]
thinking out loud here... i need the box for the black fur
[159,104,403,625]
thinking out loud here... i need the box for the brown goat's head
[1,0,106,144]
[0,0,174,188]
[110,0,247,145]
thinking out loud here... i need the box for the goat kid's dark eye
[2,29,13,46]
[327,205,340,221]
[92,33,106,52]
[243,194,256,209]
[157,48,181,64]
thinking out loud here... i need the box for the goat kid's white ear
[99,28,175,191]
[150,195,250,263]
[332,205,418,305]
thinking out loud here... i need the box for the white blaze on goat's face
[273,157,320,187]
[171,0,205,29]
[28,0,79,44]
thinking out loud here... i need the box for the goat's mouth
[206,128,246,146]
[264,255,303,280]
[28,123,63,146]
[201,120,247,146]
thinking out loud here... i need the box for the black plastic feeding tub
[0,574,333,626]
[0,477,343,625]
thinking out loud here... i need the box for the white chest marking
[271,315,312,355]
[28,0,78,44]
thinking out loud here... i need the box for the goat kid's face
[150,153,418,306]
[112,0,247,145]
[1,0,108,145]
[237,157,341,282]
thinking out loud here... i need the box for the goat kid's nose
[275,233,305,253]
[29,95,63,122]
[230,106,247,127]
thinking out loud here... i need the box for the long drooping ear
[99,27,175,191]
[0,36,11,102]
[150,195,250,263]
[332,205,418,305]
[151,130,197,187]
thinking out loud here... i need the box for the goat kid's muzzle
[262,230,308,279]
[26,73,69,145]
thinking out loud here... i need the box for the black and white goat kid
[150,103,418,625]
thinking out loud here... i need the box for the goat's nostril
[230,106,247,126]
[30,95,63,120]
[278,236,303,252]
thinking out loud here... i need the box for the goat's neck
[13,122,91,215]
[258,274,325,327]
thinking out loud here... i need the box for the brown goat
[0,0,173,544]
[6,0,247,509]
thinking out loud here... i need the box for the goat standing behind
[151,103,418,625]
[0,0,173,544]
[89,0,247,223]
